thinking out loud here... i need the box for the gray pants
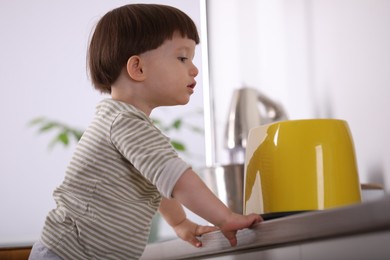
[29,240,63,260]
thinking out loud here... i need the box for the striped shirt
[40,99,190,259]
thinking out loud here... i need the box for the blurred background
[1,0,389,245]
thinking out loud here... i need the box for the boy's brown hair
[87,4,200,94]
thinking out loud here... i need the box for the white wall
[207,0,314,165]
[308,0,390,188]
[207,0,390,190]
[0,0,206,245]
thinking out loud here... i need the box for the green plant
[28,110,203,153]
[28,117,84,149]
[151,114,203,152]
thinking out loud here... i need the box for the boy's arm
[159,197,186,228]
[171,168,262,246]
[159,197,218,247]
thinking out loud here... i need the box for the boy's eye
[178,57,188,62]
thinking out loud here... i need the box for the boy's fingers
[229,237,237,247]
[249,213,263,224]
[196,225,219,236]
[188,237,202,248]
[222,231,238,247]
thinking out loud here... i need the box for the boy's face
[139,32,199,107]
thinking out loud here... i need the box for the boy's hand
[173,218,218,247]
[218,212,262,247]
[171,170,262,247]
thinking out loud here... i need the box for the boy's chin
[175,98,191,106]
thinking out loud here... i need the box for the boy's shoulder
[96,98,151,122]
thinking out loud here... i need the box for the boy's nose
[190,64,199,77]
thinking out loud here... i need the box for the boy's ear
[126,56,146,81]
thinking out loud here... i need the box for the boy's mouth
[187,82,196,89]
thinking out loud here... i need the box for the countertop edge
[141,194,390,259]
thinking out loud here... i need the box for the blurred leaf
[171,140,186,151]
[28,117,46,126]
[185,124,203,134]
[151,118,161,124]
[153,119,172,132]
[57,132,69,145]
[48,132,70,149]
[172,119,182,130]
[39,122,57,132]
[70,130,83,141]
[29,117,83,149]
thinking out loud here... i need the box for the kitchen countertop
[141,194,390,259]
